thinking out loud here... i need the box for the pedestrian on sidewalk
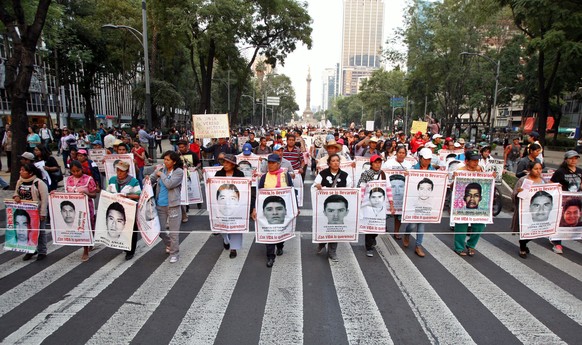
[2,124,11,172]
[504,137,521,173]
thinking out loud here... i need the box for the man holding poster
[253,154,295,268]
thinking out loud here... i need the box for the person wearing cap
[452,150,487,257]
[106,159,142,260]
[238,143,256,159]
[202,137,234,165]
[410,131,425,154]
[317,140,350,169]
[261,144,294,176]
[515,143,543,178]
[103,129,116,151]
[357,154,395,257]
[400,148,435,257]
[358,137,380,158]
[147,151,184,263]
[75,148,101,190]
[524,131,543,164]
[431,134,443,152]
[214,153,247,259]
[422,141,441,169]
[92,140,103,149]
[253,153,295,268]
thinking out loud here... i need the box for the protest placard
[192,114,229,138]
[49,192,93,246]
[402,170,448,223]
[137,179,160,246]
[550,192,582,241]
[89,148,106,172]
[256,187,298,244]
[94,191,137,251]
[104,154,136,184]
[358,180,389,233]
[312,188,360,243]
[518,183,561,239]
[4,201,40,253]
[450,171,495,224]
[206,177,252,233]
[382,170,406,214]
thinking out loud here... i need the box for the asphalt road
[0,178,581,345]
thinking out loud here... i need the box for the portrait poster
[358,181,389,233]
[136,179,160,246]
[104,154,136,183]
[438,149,454,162]
[94,191,137,251]
[541,172,554,181]
[192,113,229,138]
[550,192,582,241]
[312,188,360,243]
[186,168,203,204]
[402,170,448,223]
[4,201,40,253]
[203,166,221,180]
[180,153,196,168]
[446,160,464,185]
[292,170,304,208]
[450,171,495,224]
[207,177,252,233]
[404,156,418,166]
[237,156,262,185]
[237,136,249,148]
[89,148,107,172]
[48,192,93,246]
[255,187,298,244]
[518,183,561,239]
[354,156,371,186]
[483,159,504,183]
[382,169,406,214]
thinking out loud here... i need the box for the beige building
[340,0,384,96]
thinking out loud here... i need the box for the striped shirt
[283,146,302,170]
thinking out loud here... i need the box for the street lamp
[102,1,152,135]
[460,52,500,143]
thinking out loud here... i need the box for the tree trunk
[537,50,548,146]
[197,40,216,114]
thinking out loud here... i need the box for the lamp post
[102,1,153,159]
[460,52,500,143]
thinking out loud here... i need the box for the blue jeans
[405,223,425,246]
[0,176,8,188]
[37,219,48,255]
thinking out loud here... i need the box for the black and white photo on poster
[256,187,298,244]
[518,183,561,239]
[402,170,448,223]
[358,180,388,233]
[94,191,137,251]
[312,188,360,243]
[49,192,93,246]
[206,177,252,233]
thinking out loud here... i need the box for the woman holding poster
[65,160,98,261]
[147,151,183,263]
[383,146,413,240]
[107,160,142,260]
[511,161,547,258]
[12,163,49,261]
[252,153,295,268]
[214,154,247,259]
[312,153,353,261]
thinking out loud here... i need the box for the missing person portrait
[530,190,553,222]
[389,175,405,199]
[262,195,287,225]
[106,202,126,239]
[361,162,371,171]
[216,184,240,218]
[238,161,254,178]
[10,209,32,246]
[560,198,582,227]
[60,200,76,229]
[464,183,483,209]
[417,178,434,201]
[144,196,157,222]
[324,194,349,225]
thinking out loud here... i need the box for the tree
[0,0,54,186]
[358,68,406,131]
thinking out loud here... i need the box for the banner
[358,181,389,233]
[104,154,136,184]
[137,179,160,246]
[382,169,406,214]
[206,177,252,233]
[483,159,504,183]
[450,171,495,224]
[410,120,428,134]
[255,187,298,244]
[89,148,107,172]
[4,201,40,253]
[312,188,360,243]
[402,170,448,223]
[550,192,582,241]
[292,170,304,208]
[192,114,229,138]
[518,183,561,239]
[94,191,137,251]
[49,192,93,246]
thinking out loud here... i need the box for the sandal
[81,253,89,262]
[455,250,467,256]
[519,250,527,259]
[467,248,476,256]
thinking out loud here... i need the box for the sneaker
[229,250,237,259]
[316,244,326,254]
[276,248,284,256]
[36,254,47,261]
[266,258,275,267]
[553,245,563,254]
[170,256,179,263]
[23,252,37,261]
[366,250,374,257]
[328,252,338,262]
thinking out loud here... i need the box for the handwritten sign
[192,114,229,138]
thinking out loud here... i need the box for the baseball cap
[113,139,123,146]
[92,140,103,146]
[432,134,443,140]
[445,137,453,142]
[564,150,580,159]
[222,154,237,166]
[457,138,465,144]
[416,131,423,136]
[77,149,88,155]
[19,152,35,160]
[267,153,281,162]
[114,161,130,171]
[369,154,383,163]
[466,150,480,161]
[529,131,540,138]
[424,142,437,149]
[242,143,253,155]
[418,148,433,160]
[454,142,461,148]
[273,144,283,151]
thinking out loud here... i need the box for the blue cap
[242,143,253,155]
[267,154,281,162]
[529,131,539,138]
[92,140,103,146]
[273,144,283,151]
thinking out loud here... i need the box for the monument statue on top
[302,67,314,120]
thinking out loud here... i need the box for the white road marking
[526,242,582,282]
[0,242,59,279]
[422,236,565,344]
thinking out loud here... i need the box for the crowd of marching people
[4,121,581,268]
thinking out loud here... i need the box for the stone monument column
[302,67,314,120]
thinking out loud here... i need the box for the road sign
[266,96,280,106]
[391,97,405,108]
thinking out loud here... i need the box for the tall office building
[321,63,340,111]
[340,0,384,96]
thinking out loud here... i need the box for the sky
[278,0,408,117]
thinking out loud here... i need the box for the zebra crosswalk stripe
[422,236,565,344]
[0,241,59,279]
[479,236,582,326]
[87,233,210,344]
[169,234,254,344]
[526,242,582,282]
[375,236,475,344]
[330,242,393,345]
[259,236,303,345]
[1,241,157,344]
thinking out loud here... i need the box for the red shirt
[132,146,146,168]
[410,137,425,153]
[189,142,200,156]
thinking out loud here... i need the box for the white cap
[425,142,437,148]
[418,148,433,160]
[454,142,461,148]
[432,134,443,140]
